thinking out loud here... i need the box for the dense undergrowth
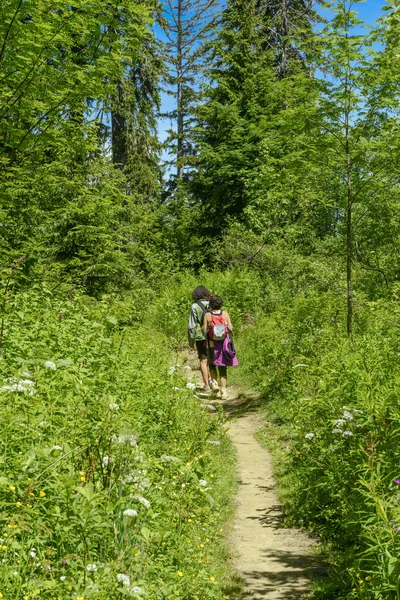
[151,250,400,599]
[0,283,236,600]
[3,250,400,600]
[224,253,400,599]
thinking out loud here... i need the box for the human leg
[208,347,219,392]
[196,341,210,388]
[219,366,228,399]
[199,358,209,387]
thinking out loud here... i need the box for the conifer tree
[184,0,320,259]
[162,0,219,181]
[256,0,321,76]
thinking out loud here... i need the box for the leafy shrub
[0,285,235,599]
[236,261,400,599]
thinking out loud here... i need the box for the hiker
[188,285,211,392]
[202,294,237,400]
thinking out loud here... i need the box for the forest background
[2,0,400,599]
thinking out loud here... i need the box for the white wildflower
[86,563,97,572]
[207,440,221,445]
[60,575,66,581]
[332,429,343,434]
[305,433,315,439]
[123,509,138,517]
[199,479,207,487]
[186,382,196,390]
[0,378,36,395]
[50,445,63,452]
[44,361,56,370]
[102,455,111,467]
[161,455,180,463]
[109,402,119,411]
[20,371,32,378]
[117,573,131,586]
[18,379,34,387]
[342,430,353,437]
[135,495,150,509]
[115,433,137,446]
[168,366,176,375]
[29,550,37,558]
[342,410,353,421]
[335,419,346,426]
[131,586,142,595]
[183,365,192,371]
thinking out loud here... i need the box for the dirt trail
[202,383,315,599]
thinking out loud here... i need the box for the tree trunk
[112,80,127,169]
[177,0,184,180]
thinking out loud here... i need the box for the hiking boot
[211,379,219,390]
[200,385,211,394]
[220,388,228,400]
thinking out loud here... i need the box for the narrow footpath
[196,373,316,599]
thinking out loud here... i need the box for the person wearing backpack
[202,294,236,400]
[188,285,211,392]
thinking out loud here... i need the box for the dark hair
[192,285,210,301]
[209,294,223,310]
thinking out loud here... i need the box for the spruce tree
[162,0,219,181]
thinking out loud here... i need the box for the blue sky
[158,0,387,161]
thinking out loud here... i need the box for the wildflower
[39,490,46,497]
[131,587,142,595]
[177,570,183,577]
[102,456,110,467]
[135,495,150,509]
[23,596,29,600]
[50,445,63,452]
[342,431,353,437]
[342,410,353,421]
[0,546,6,551]
[9,485,15,492]
[395,479,400,484]
[77,596,85,600]
[397,526,400,531]
[109,402,119,411]
[168,366,176,375]
[335,419,346,426]
[86,564,97,572]
[15,502,21,508]
[44,361,56,370]
[123,509,138,517]
[305,433,315,439]
[207,440,220,445]
[199,480,207,487]
[117,573,131,586]
[332,429,343,434]
[60,575,66,581]
[210,575,216,581]
[161,455,180,463]
[186,382,196,390]
[29,550,37,558]
[115,433,137,446]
